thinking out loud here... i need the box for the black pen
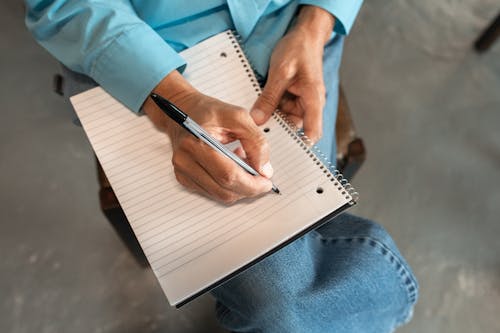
[150,93,281,195]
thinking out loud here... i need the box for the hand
[251,6,335,143]
[143,71,273,204]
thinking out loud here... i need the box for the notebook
[70,30,358,307]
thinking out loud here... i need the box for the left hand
[250,6,335,143]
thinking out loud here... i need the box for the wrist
[295,6,335,45]
[151,70,197,104]
[143,70,198,137]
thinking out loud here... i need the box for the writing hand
[251,6,335,143]
[143,71,273,204]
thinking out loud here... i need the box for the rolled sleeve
[26,0,186,113]
[91,24,186,113]
[299,0,364,34]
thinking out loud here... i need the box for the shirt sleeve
[25,0,186,113]
[298,0,364,35]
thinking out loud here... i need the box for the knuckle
[218,192,238,205]
[318,87,326,102]
[247,186,264,197]
[276,63,294,79]
[311,130,322,142]
[255,135,269,153]
[218,169,237,187]
[174,171,188,187]
[318,86,326,105]
[319,84,326,95]
[258,134,269,147]
[171,153,183,170]
[180,136,198,150]
[259,92,278,109]
[232,108,248,120]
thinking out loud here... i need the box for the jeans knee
[314,214,419,326]
[212,215,418,332]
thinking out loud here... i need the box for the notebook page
[71,31,352,306]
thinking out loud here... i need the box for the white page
[71,31,353,306]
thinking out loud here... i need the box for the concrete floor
[1,0,499,332]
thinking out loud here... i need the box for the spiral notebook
[70,30,357,307]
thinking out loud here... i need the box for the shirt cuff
[299,0,364,35]
[91,23,186,113]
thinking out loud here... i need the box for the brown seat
[335,85,366,180]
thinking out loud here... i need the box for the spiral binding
[227,31,358,205]
[227,31,265,91]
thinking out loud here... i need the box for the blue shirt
[25,0,363,113]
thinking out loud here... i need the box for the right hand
[143,71,274,204]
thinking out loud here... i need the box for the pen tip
[272,186,281,195]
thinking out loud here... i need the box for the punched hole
[263,127,270,133]
[316,187,324,194]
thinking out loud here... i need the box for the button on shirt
[26,0,363,113]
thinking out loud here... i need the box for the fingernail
[251,109,265,123]
[261,162,274,178]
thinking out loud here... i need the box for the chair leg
[474,12,500,52]
[335,85,366,181]
[339,138,366,181]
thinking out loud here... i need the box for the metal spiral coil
[227,31,264,92]
[273,111,359,205]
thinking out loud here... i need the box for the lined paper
[71,31,352,306]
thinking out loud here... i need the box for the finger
[197,148,272,197]
[279,95,305,128]
[285,114,303,128]
[298,84,325,142]
[176,168,242,204]
[173,151,243,203]
[278,93,297,114]
[174,171,206,194]
[233,146,247,159]
[225,110,274,178]
[251,71,291,125]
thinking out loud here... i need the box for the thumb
[227,111,274,178]
[251,74,289,125]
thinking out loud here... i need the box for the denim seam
[314,234,418,325]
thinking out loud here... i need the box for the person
[25,1,418,332]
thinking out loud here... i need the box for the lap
[212,213,418,333]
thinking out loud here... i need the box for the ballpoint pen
[150,93,281,194]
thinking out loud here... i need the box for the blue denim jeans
[61,34,418,333]
[210,36,418,333]
[212,213,418,333]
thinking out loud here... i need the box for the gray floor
[1,0,499,332]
